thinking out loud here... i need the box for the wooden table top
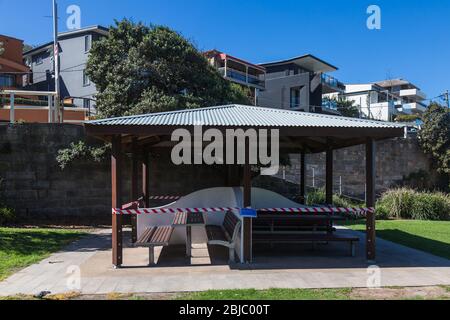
[173,212,205,226]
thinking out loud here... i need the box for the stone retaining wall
[0,124,436,223]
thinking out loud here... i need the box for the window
[83,99,91,110]
[0,75,15,87]
[84,35,92,52]
[290,87,301,109]
[83,70,90,86]
[35,55,43,65]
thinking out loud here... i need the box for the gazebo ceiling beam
[85,125,404,140]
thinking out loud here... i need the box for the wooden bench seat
[205,211,241,263]
[135,226,174,265]
[254,214,340,235]
[253,233,360,257]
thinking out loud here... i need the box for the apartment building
[343,79,427,121]
[258,54,345,114]
[23,26,108,114]
[204,50,266,104]
[0,34,29,89]
[376,79,427,115]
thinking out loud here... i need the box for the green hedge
[376,188,450,221]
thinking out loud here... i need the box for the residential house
[204,49,266,105]
[258,54,345,114]
[0,34,29,89]
[23,25,108,115]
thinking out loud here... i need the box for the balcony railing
[322,99,338,110]
[321,74,346,92]
[218,67,265,88]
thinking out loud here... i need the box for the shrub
[395,114,421,122]
[0,207,15,226]
[306,188,363,208]
[376,188,450,221]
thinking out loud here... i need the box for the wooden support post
[366,138,376,262]
[300,152,306,205]
[242,141,252,264]
[228,166,237,186]
[111,135,123,268]
[131,138,138,244]
[142,150,150,208]
[10,93,15,124]
[325,147,333,205]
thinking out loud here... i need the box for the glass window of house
[290,87,301,108]
[0,75,14,87]
[85,35,92,52]
[35,54,43,65]
[83,70,90,86]
[83,99,91,109]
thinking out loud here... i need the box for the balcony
[321,74,346,94]
[218,67,265,89]
[402,102,427,114]
[399,89,426,101]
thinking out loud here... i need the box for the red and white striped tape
[260,207,375,214]
[149,196,182,200]
[113,207,239,215]
[112,207,374,216]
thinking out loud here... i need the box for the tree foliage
[395,114,422,123]
[23,44,34,53]
[58,19,252,169]
[418,103,450,179]
[56,141,111,170]
[324,97,360,118]
[336,98,360,118]
[86,19,251,118]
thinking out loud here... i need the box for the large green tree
[57,19,251,168]
[86,19,250,118]
[418,103,450,183]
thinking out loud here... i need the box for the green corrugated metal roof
[87,104,403,129]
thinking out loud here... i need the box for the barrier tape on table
[112,207,375,216]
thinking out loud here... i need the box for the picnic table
[172,212,205,257]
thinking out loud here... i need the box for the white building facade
[341,79,427,122]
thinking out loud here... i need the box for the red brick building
[0,34,29,89]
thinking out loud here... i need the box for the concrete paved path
[0,227,449,296]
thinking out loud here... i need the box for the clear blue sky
[1,0,449,100]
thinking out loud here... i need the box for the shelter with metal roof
[85,104,405,268]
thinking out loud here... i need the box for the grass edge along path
[0,227,88,281]
[342,220,450,260]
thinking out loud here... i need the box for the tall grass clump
[376,188,450,221]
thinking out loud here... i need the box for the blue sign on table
[240,208,258,218]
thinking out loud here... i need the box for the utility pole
[52,0,61,123]
[444,90,450,109]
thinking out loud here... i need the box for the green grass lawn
[342,220,450,260]
[0,228,88,281]
[178,288,352,300]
